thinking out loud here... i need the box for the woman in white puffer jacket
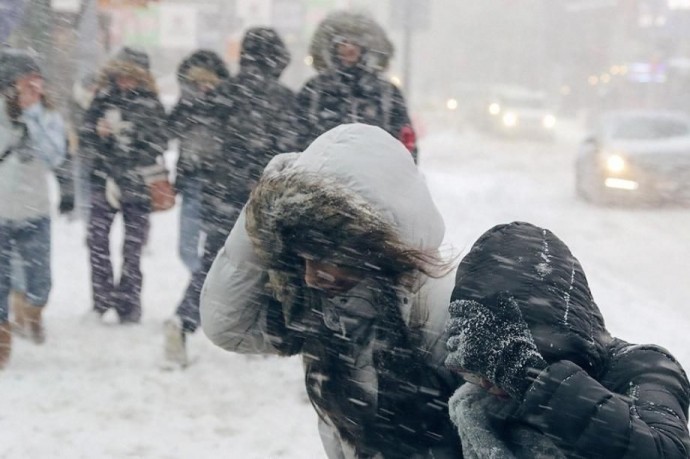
[200,124,463,458]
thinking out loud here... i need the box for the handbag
[138,163,176,212]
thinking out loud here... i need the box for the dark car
[576,110,690,204]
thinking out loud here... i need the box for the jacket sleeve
[23,105,66,169]
[387,83,417,162]
[516,348,690,459]
[132,96,168,166]
[200,207,297,355]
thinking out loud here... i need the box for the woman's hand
[96,118,112,138]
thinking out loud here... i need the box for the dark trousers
[175,206,239,333]
[87,191,149,323]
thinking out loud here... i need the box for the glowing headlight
[446,98,459,110]
[542,114,556,129]
[605,154,626,173]
[502,112,518,127]
[488,103,500,115]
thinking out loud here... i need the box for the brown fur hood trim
[246,169,406,305]
[98,57,157,94]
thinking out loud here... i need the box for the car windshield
[609,116,690,140]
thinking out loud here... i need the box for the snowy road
[1,121,689,458]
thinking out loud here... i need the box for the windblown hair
[245,170,450,308]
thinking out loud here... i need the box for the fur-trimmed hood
[97,47,157,94]
[451,222,613,376]
[309,10,394,73]
[176,49,230,85]
[245,123,445,313]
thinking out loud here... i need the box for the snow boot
[9,290,28,337]
[24,304,45,344]
[163,316,188,367]
[0,321,11,369]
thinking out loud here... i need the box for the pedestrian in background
[164,28,298,367]
[80,47,167,324]
[445,222,690,458]
[167,50,230,276]
[298,11,418,161]
[0,49,67,368]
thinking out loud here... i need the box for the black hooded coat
[200,27,298,228]
[297,17,416,161]
[449,222,690,459]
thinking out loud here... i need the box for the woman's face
[301,257,364,297]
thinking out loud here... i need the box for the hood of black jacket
[451,222,612,376]
[239,27,290,78]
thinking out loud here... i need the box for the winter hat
[177,49,230,84]
[0,49,42,90]
[115,47,150,71]
[239,27,290,77]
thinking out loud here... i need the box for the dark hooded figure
[167,50,230,275]
[297,13,417,161]
[80,47,167,324]
[201,124,462,458]
[445,222,690,459]
[164,28,298,367]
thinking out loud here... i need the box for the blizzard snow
[2,120,689,458]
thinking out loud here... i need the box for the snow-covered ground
[2,120,689,458]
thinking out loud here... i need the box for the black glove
[445,293,547,400]
[59,193,75,215]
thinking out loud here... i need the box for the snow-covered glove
[105,176,122,209]
[445,293,547,400]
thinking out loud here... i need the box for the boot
[10,290,27,337]
[0,321,11,370]
[163,316,188,367]
[23,304,46,345]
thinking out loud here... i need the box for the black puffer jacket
[451,222,690,459]
[201,27,298,221]
[81,54,166,205]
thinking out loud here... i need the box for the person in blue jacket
[0,49,67,368]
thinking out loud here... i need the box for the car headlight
[446,98,458,110]
[488,103,501,115]
[605,154,626,173]
[542,114,556,129]
[502,112,518,127]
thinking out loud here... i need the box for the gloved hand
[105,176,122,210]
[445,293,547,400]
[59,193,75,215]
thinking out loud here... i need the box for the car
[576,110,690,205]
[476,85,557,140]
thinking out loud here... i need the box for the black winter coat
[451,222,690,459]
[297,68,416,161]
[81,86,167,204]
[167,87,229,192]
[200,68,298,224]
